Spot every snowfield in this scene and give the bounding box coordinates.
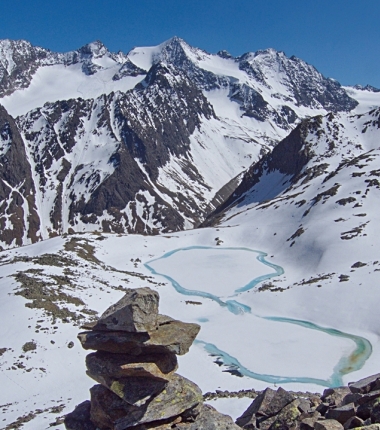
[1,210,380,428]
[1,63,145,118]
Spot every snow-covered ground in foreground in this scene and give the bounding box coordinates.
[0,216,380,428]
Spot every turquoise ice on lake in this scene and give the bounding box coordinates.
[145,246,372,387]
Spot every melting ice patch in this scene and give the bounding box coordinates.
[145,246,372,387]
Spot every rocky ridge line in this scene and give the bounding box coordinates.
[235,373,380,430]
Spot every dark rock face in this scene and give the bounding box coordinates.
[0,39,133,97]
[0,105,40,247]
[203,106,380,228]
[203,115,321,224]
[158,39,358,126]
[322,387,352,407]
[64,401,96,430]
[325,403,356,424]
[15,63,216,238]
[0,39,51,97]
[112,59,146,81]
[238,49,357,112]
[229,83,271,123]
[353,84,380,93]
[348,373,380,394]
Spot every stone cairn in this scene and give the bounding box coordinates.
[65,287,240,430]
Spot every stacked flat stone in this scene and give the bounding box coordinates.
[65,287,240,430]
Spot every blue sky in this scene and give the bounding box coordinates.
[1,0,379,87]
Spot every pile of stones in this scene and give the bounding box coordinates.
[236,373,380,430]
[65,287,240,430]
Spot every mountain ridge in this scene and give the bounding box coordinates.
[0,36,378,249]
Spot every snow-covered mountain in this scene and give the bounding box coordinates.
[1,36,380,430]
[0,37,371,249]
[203,105,380,318]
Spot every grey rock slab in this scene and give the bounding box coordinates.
[322,387,352,407]
[64,401,96,430]
[78,315,200,356]
[298,399,313,414]
[314,419,344,430]
[236,387,295,427]
[357,396,380,420]
[92,287,159,333]
[86,350,178,380]
[260,399,301,430]
[325,403,356,424]
[78,330,148,355]
[343,415,364,429]
[87,372,167,406]
[341,392,363,406]
[355,390,380,406]
[349,373,380,394]
[301,417,319,430]
[90,374,203,430]
[175,403,241,429]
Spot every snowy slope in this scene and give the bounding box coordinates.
[0,39,146,118]
[1,38,380,428]
[343,85,380,114]
[1,63,144,118]
[1,109,380,428]
[1,177,380,429]
[200,107,380,391]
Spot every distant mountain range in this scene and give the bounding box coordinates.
[0,36,379,249]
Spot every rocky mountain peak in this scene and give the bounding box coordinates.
[238,48,358,112]
[353,84,380,93]
[77,40,109,58]
[0,39,52,96]
[217,49,233,59]
[153,36,193,67]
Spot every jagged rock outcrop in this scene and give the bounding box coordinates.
[0,104,40,247]
[235,373,380,430]
[65,287,240,430]
[203,115,322,223]
[202,107,380,228]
